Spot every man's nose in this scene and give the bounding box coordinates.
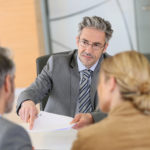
[86,44,93,53]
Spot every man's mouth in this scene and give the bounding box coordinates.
[81,53,93,59]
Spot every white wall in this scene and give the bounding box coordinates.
[48,0,137,55]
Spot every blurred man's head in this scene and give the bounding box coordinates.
[76,16,113,68]
[0,47,15,114]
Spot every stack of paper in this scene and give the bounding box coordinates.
[27,111,77,150]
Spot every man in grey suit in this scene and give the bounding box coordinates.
[17,16,113,129]
[0,47,32,150]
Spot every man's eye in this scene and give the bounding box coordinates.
[94,43,100,47]
[83,41,88,45]
[83,41,87,44]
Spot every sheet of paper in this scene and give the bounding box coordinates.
[27,111,77,150]
[29,129,77,150]
[30,111,74,132]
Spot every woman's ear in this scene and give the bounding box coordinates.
[108,76,117,92]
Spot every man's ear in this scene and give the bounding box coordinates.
[4,75,11,93]
[103,43,108,53]
[76,36,80,47]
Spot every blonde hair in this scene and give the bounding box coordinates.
[101,50,150,113]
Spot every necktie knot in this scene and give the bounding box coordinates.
[83,69,92,79]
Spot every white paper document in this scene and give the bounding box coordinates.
[31,111,75,132]
[27,111,77,150]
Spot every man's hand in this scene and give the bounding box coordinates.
[18,100,38,130]
[70,113,94,129]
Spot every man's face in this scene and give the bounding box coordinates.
[5,75,15,113]
[77,27,108,68]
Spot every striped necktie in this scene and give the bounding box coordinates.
[78,69,92,113]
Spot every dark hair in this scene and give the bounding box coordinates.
[0,47,15,88]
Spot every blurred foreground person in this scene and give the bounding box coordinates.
[72,50,150,150]
[0,47,32,150]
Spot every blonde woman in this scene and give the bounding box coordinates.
[72,50,150,150]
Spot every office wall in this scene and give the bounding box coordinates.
[0,0,44,87]
[135,0,150,53]
[48,0,137,55]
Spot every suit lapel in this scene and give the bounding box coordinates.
[70,50,80,117]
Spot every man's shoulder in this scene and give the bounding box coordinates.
[48,50,77,67]
[51,49,77,59]
[0,117,27,135]
[103,52,111,59]
[0,117,17,128]
[0,118,32,149]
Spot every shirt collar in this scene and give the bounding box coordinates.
[77,55,100,72]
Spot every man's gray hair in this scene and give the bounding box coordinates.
[0,47,15,88]
[78,16,113,43]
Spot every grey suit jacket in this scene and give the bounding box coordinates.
[17,50,108,122]
[0,117,32,150]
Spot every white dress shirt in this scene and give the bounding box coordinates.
[75,56,99,114]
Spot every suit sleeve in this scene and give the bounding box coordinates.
[91,109,107,122]
[16,56,54,113]
[1,125,32,150]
